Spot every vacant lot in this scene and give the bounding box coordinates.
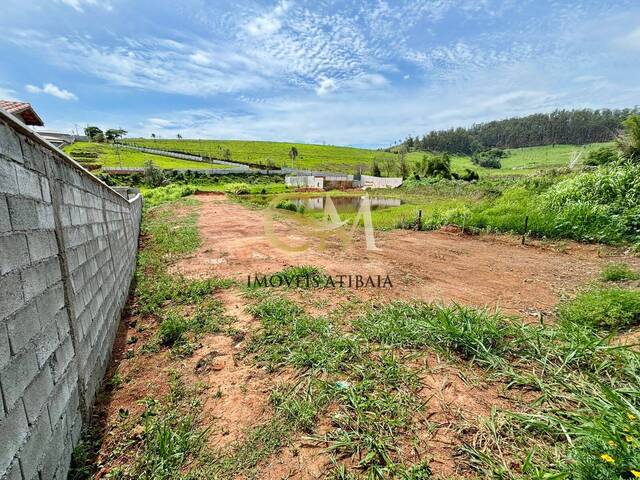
[73,194,640,480]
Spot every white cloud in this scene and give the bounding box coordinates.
[55,0,112,12]
[315,77,336,96]
[11,32,268,97]
[245,0,292,36]
[189,50,213,66]
[26,83,78,100]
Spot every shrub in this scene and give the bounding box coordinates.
[459,168,479,182]
[542,163,640,243]
[600,262,640,282]
[558,287,640,329]
[584,145,618,166]
[143,160,166,187]
[157,313,188,346]
[424,153,452,178]
[275,200,303,213]
[472,148,505,169]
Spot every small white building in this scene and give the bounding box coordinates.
[285,175,324,189]
[356,175,403,189]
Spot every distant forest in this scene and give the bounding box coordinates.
[402,108,638,155]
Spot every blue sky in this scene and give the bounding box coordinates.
[1,0,639,147]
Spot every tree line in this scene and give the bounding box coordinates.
[402,108,638,155]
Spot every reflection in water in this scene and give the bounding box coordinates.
[292,196,402,212]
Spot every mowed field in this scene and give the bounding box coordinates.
[121,138,611,175]
[122,138,395,172]
[64,142,231,171]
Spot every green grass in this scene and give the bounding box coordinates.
[64,142,230,170]
[601,263,640,282]
[123,138,395,172]
[408,143,612,177]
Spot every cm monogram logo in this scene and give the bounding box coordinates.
[263,193,380,252]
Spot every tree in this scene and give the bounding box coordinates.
[222,148,232,161]
[371,158,381,176]
[93,132,105,143]
[105,128,127,142]
[397,147,410,179]
[617,114,640,162]
[143,160,166,187]
[288,146,299,167]
[84,126,103,141]
[424,153,451,179]
[381,155,397,177]
[177,134,183,140]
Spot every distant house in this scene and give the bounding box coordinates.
[285,173,403,190]
[0,100,44,126]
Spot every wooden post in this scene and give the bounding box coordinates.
[415,210,422,231]
[522,215,529,245]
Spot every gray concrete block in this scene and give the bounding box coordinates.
[27,231,58,263]
[51,336,74,384]
[0,402,29,474]
[0,350,39,410]
[0,272,23,320]
[38,415,65,480]
[35,284,64,325]
[0,196,10,233]
[0,322,9,373]
[6,197,39,231]
[0,233,29,275]
[0,161,18,195]
[21,258,61,303]
[15,166,41,201]
[36,203,54,230]
[19,408,52,480]
[40,177,51,203]
[22,366,53,424]
[2,457,22,480]
[6,302,40,355]
[20,138,46,175]
[0,123,22,164]
[34,320,61,368]
[45,375,70,426]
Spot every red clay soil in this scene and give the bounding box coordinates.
[174,194,624,318]
[91,194,636,479]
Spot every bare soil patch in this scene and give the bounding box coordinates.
[175,194,612,318]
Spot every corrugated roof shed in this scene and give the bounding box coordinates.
[0,100,44,126]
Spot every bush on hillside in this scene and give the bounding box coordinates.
[584,145,618,166]
[542,163,640,242]
[143,160,167,187]
[424,153,452,178]
[471,148,505,169]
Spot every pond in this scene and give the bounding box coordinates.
[292,195,403,213]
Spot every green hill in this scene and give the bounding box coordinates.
[121,138,393,172]
[63,142,230,171]
[407,143,612,177]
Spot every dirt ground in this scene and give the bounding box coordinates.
[92,194,637,479]
[175,194,623,318]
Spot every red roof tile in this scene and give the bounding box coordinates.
[0,100,44,126]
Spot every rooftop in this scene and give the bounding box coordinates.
[0,100,44,126]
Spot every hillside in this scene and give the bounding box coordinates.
[407,143,611,177]
[121,138,394,172]
[63,142,230,171]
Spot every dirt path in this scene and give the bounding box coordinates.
[175,194,615,318]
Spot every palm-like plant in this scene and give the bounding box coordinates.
[617,114,640,162]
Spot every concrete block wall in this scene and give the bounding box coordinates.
[0,110,142,480]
